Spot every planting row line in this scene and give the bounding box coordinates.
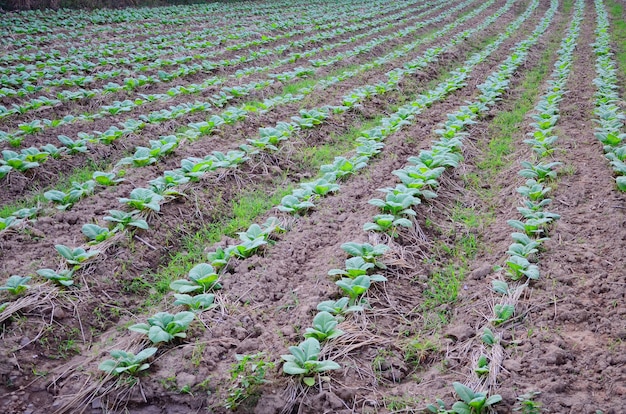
[1,0,371,47]
[0,0,446,132]
[0,0,485,209]
[0,0,419,88]
[0,0,444,120]
[591,0,626,192]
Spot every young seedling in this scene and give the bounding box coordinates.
[328,257,381,279]
[170,263,221,293]
[0,275,31,295]
[281,337,340,386]
[82,224,117,244]
[55,244,100,265]
[363,214,413,233]
[93,171,124,186]
[316,297,364,318]
[450,382,502,413]
[340,242,389,269]
[303,311,344,342]
[103,210,149,231]
[277,194,315,214]
[98,347,158,376]
[119,188,164,212]
[491,304,515,326]
[173,293,216,312]
[129,311,195,344]
[36,269,74,287]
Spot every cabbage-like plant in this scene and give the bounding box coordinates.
[119,188,164,212]
[98,347,158,376]
[340,242,389,268]
[303,312,344,342]
[170,263,221,293]
[173,293,216,312]
[0,275,31,295]
[281,338,340,386]
[103,210,149,230]
[55,244,100,265]
[129,311,195,344]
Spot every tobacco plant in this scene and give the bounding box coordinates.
[0,275,31,295]
[303,311,344,342]
[281,337,340,386]
[170,263,222,293]
[36,269,74,287]
[98,347,157,376]
[129,311,195,344]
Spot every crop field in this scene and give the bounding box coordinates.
[0,0,625,412]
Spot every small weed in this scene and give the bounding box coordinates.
[225,352,274,410]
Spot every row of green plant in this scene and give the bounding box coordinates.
[0,0,425,85]
[374,0,560,410]
[591,0,626,191]
[278,0,561,401]
[432,2,581,412]
[1,0,487,225]
[98,217,285,376]
[0,0,312,36]
[1,0,379,50]
[0,0,426,107]
[0,0,451,148]
[278,0,527,218]
[366,0,556,239]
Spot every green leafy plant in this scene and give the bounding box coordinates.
[173,293,216,312]
[119,188,164,212]
[514,391,541,413]
[369,191,419,217]
[474,355,489,376]
[170,263,222,293]
[103,210,149,230]
[303,311,344,342]
[82,223,117,244]
[450,382,502,413]
[206,247,230,271]
[0,216,20,231]
[36,269,74,287]
[281,337,340,386]
[518,161,561,182]
[320,156,368,179]
[300,178,340,197]
[363,214,413,232]
[336,274,386,305]
[129,311,195,344]
[98,347,158,376]
[277,194,315,214]
[55,244,99,265]
[225,352,275,410]
[316,297,364,318]
[328,257,381,279]
[0,275,31,295]
[340,242,389,268]
[491,304,515,326]
[93,171,124,186]
[481,328,496,346]
[503,255,540,281]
